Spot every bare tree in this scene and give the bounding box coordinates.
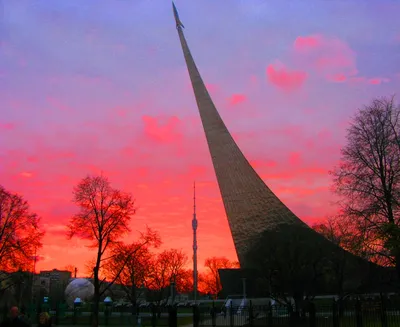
[67,175,136,327]
[174,268,193,294]
[64,265,77,278]
[313,216,370,259]
[104,227,161,310]
[202,257,239,298]
[331,96,400,276]
[0,270,32,307]
[0,185,44,273]
[247,224,330,312]
[146,249,188,305]
[312,217,371,298]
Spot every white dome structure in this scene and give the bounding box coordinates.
[65,279,94,307]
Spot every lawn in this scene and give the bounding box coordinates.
[54,314,193,326]
[246,316,393,327]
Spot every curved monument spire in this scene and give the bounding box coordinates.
[172,3,309,267]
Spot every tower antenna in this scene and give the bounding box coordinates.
[192,181,198,303]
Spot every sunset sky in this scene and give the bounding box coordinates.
[1,0,400,275]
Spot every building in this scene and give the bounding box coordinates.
[33,269,71,304]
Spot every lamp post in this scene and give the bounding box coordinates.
[140,283,146,303]
[137,283,145,327]
[104,296,113,307]
[74,297,82,308]
[241,278,247,300]
[73,298,82,325]
[169,277,178,327]
[17,270,25,308]
[104,296,112,325]
[170,277,176,305]
[31,247,37,303]
[43,296,49,313]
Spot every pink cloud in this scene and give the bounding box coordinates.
[292,34,357,81]
[0,122,16,130]
[266,64,308,91]
[142,115,183,144]
[315,55,356,74]
[368,77,390,85]
[293,35,322,51]
[228,93,247,106]
[327,73,347,83]
[347,76,391,86]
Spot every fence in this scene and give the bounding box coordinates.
[1,298,400,327]
[197,299,400,327]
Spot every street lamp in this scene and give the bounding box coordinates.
[140,283,146,303]
[73,297,82,324]
[74,297,82,308]
[104,296,113,325]
[170,277,176,305]
[104,296,113,307]
[241,278,247,300]
[137,285,145,327]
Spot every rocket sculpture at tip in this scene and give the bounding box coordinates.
[172,2,185,29]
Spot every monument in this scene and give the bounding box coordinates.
[172,3,324,268]
[171,2,394,296]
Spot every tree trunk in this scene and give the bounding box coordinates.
[131,284,137,315]
[92,241,103,327]
[92,266,101,327]
[395,253,400,282]
[293,291,303,313]
[92,296,99,327]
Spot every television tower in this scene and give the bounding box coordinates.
[192,182,198,303]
